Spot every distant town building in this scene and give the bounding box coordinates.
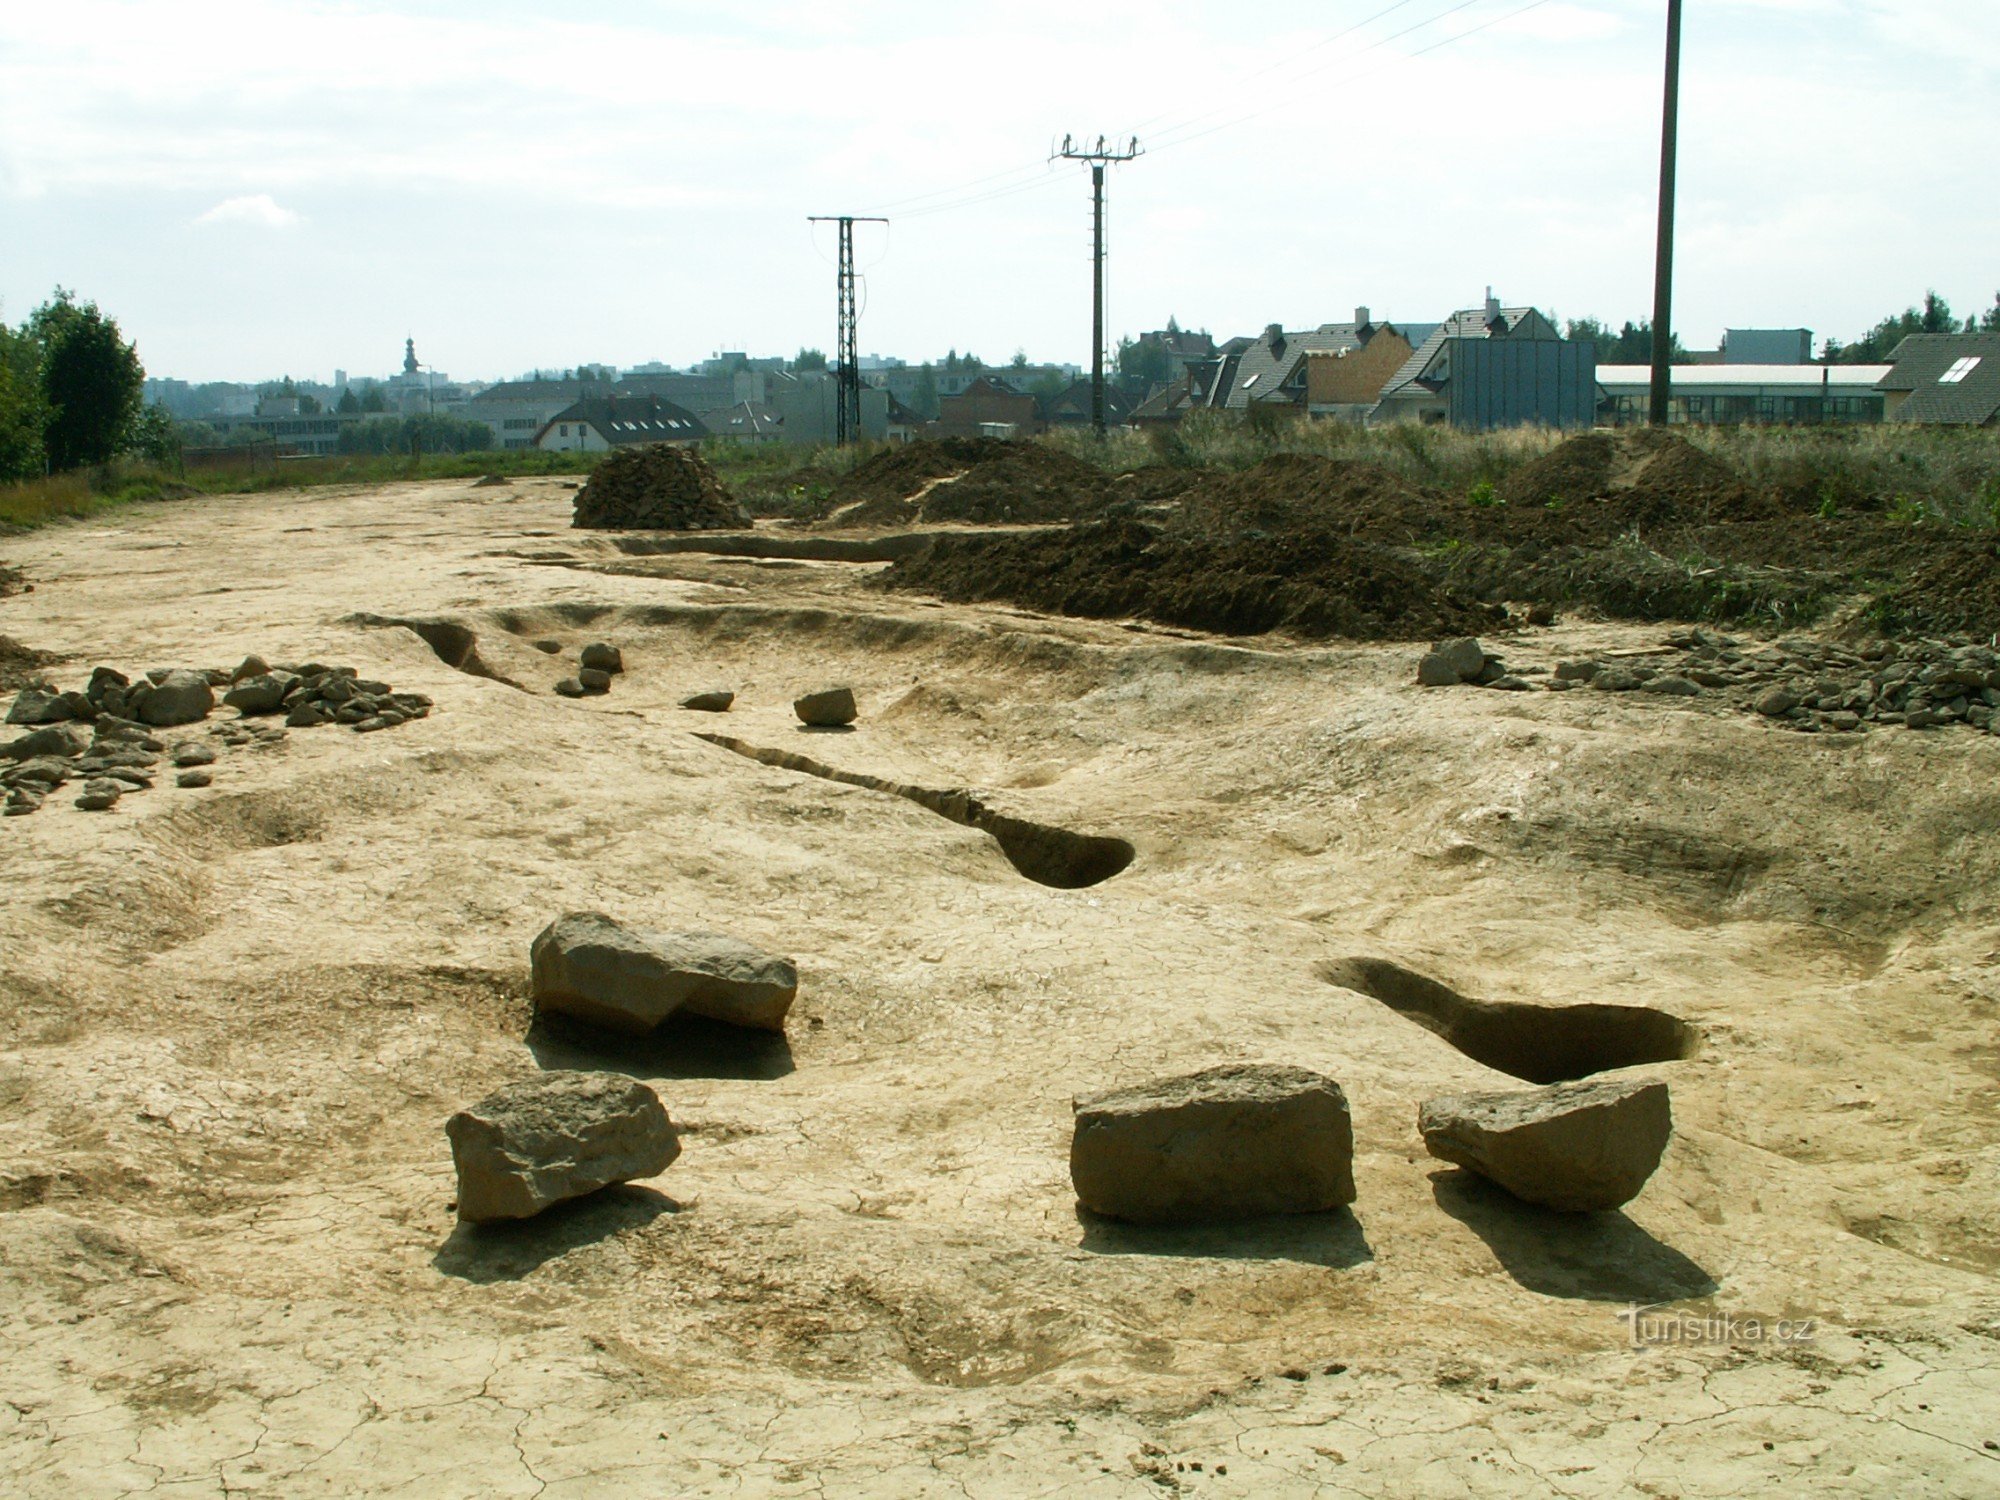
[697,401,785,443]
[1371,297,1595,430]
[1722,329,1814,365]
[934,376,1038,438]
[535,395,708,451]
[1597,364,1889,425]
[467,378,595,450]
[1876,333,2000,426]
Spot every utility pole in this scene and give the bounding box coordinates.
[1649,0,1683,427]
[807,215,887,445]
[1054,135,1142,436]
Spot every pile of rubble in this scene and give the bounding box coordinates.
[1418,630,2000,736]
[570,445,748,531]
[3,654,433,816]
[553,642,625,699]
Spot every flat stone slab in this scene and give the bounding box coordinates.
[446,1070,679,1224]
[1420,1076,1672,1212]
[1070,1064,1356,1224]
[531,911,799,1034]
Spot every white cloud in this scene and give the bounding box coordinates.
[194,193,301,229]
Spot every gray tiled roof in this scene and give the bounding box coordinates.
[543,395,709,444]
[1378,306,1549,398]
[1878,334,2000,425]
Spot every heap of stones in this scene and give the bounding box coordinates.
[3,654,433,816]
[1420,629,2000,736]
[570,444,748,531]
[554,642,625,700]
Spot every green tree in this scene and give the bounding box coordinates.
[1115,333,1172,387]
[1833,291,1962,362]
[912,362,939,419]
[0,322,48,480]
[124,404,182,467]
[336,386,361,414]
[1980,292,2000,333]
[297,393,321,415]
[1563,317,1617,361]
[359,384,388,413]
[32,291,144,471]
[1010,348,1029,370]
[793,347,827,372]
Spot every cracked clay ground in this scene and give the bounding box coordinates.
[2,475,1998,1496]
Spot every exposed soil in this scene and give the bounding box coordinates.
[874,516,1501,641]
[572,444,748,531]
[2,473,1999,1496]
[0,632,56,691]
[823,437,1149,527]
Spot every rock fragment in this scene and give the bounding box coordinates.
[222,672,299,715]
[134,669,214,727]
[578,667,613,694]
[74,778,123,811]
[5,686,74,725]
[1419,1076,1671,1212]
[1070,1064,1356,1224]
[580,643,624,674]
[446,1071,680,1224]
[176,769,214,789]
[680,691,734,713]
[5,722,90,761]
[794,686,857,726]
[530,912,799,1034]
[554,677,588,698]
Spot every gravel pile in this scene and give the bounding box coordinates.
[571,445,748,531]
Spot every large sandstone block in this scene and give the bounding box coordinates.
[446,1070,679,1223]
[1070,1064,1356,1224]
[530,912,798,1034]
[1419,1076,1671,1212]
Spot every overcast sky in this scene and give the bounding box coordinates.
[2,0,1994,384]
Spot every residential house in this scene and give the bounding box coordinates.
[1876,334,2000,426]
[467,378,592,450]
[697,402,785,443]
[1039,379,1133,429]
[535,395,708,452]
[934,376,1038,438]
[1306,323,1417,421]
[1370,297,1595,430]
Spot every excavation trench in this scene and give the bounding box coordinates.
[1318,956,1696,1084]
[348,614,528,690]
[693,733,1134,890]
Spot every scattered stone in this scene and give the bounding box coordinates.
[171,742,218,768]
[794,686,857,726]
[1436,638,1489,681]
[1594,669,1644,692]
[580,643,624,674]
[1070,1064,1356,1224]
[530,912,800,1034]
[3,756,72,788]
[5,722,90,761]
[1642,675,1701,697]
[680,691,734,713]
[1554,660,1600,683]
[352,715,396,733]
[134,669,214,728]
[532,639,563,654]
[4,787,43,815]
[1419,1077,1672,1213]
[554,677,588,698]
[1416,651,1462,688]
[222,671,299,715]
[230,655,271,683]
[1525,603,1557,627]
[1755,688,1800,718]
[74,778,123,811]
[176,769,214,789]
[472,473,511,488]
[1488,676,1533,692]
[286,700,332,728]
[445,1071,680,1224]
[6,686,74,726]
[578,667,614,694]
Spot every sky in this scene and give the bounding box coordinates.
[2,0,1996,384]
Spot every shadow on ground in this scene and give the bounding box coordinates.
[1430,1169,1717,1302]
[433,1185,682,1284]
[526,1011,796,1081]
[1076,1205,1373,1268]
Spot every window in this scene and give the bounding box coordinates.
[1941,356,1982,384]
[559,424,569,436]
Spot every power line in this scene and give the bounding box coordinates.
[805,215,888,445]
[1053,136,1142,436]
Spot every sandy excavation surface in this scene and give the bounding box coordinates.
[2,476,1999,1497]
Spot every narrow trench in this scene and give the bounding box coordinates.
[693,733,1134,890]
[348,614,528,691]
[1317,956,1696,1084]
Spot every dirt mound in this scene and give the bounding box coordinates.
[1871,538,2000,639]
[0,563,28,599]
[0,634,55,691]
[1169,455,1432,541]
[1498,432,1763,525]
[572,446,748,531]
[873,517,1500,642]
[824,439,1121,528]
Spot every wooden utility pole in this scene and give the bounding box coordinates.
[1054,136,1141,436]
[1649,0,1683,426]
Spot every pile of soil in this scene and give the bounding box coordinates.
[1496,431,1765,527]
[1167,455,1431,541]
[0,634,54,692]
[1871,538,2000,639]
[0,563,28,599]
[572,446,748,531]
[873,517,1500,642]
[823,438,1124,528]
